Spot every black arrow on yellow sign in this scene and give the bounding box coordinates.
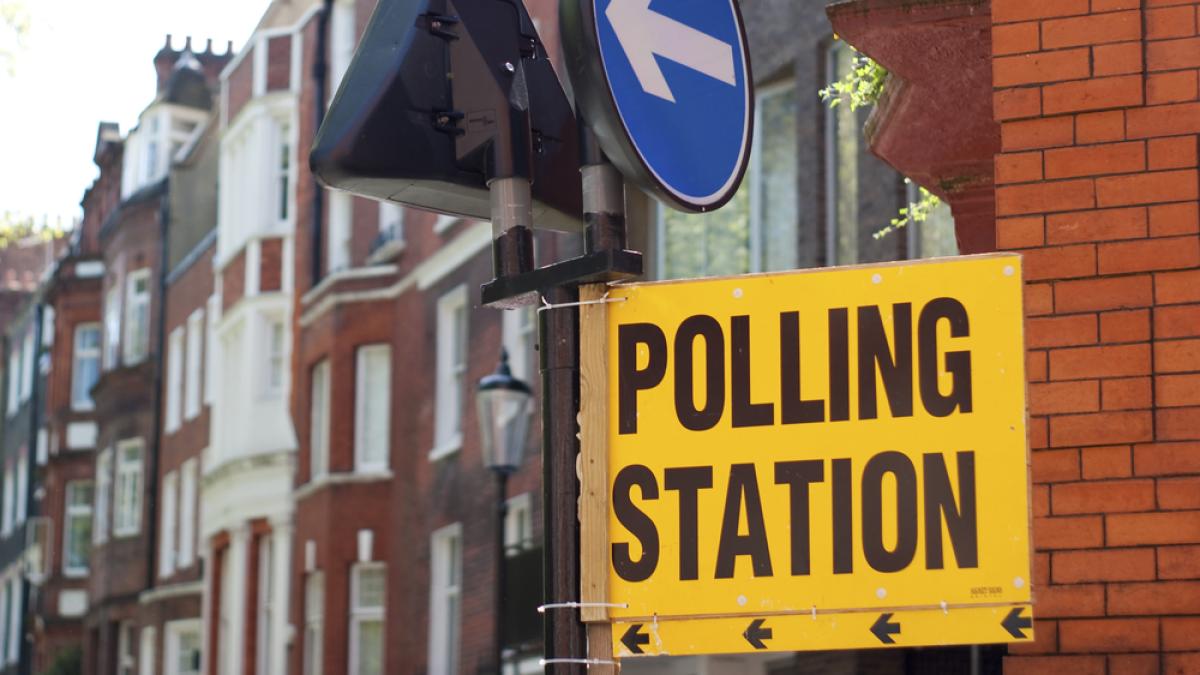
[870,613,902,644]
[1002,607,1033,639]
[743,618,773,649]
[621,624,650,654]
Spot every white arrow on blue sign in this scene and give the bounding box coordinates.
[566,0,754,212]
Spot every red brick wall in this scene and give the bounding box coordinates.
[267,35,292,92]
[260,237,283,293]
[223,251,246,315]
[227,50,254,124]
[992,1,1200,673]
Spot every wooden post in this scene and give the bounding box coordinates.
[579,282,617,673]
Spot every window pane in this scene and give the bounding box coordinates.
[660,183,750,280]
[758,85,799,272]
[72,324,102,410]
[279,125,291,222]
[356,620,383,675]
[355,567,385,609]
[913,194,960,259]
[311,360,330,477]
[178,461,196,567]
[827,46,905,266]
[358,347,390,469]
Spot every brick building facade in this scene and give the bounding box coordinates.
[8,0,1199,673]
[829,0,1200,673]
[32,146,110,673]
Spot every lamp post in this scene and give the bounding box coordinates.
[477,348,534,673]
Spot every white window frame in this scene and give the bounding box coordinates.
[204,296,219,406]
[276,120,293,226]
[184,309,204,420]
[5,348,18,417]
[94,448,112,544]
[432,286,468,458]
[165,619,202,675]
[165,327,184,433]
[6,577,18,665]
[0,580,8,664]
[1,470,13,536]
[113,439,144,538]
[159,471,178,578]
[505,492,534,557]
[262,316,287,398]
[178,459,197,569]
[41,306,55,347]
[330,0,357,97]
[139,626,157,675]
[63,480,93,577]
[117,620,135,675]
[303,572,324,675]
[310,360,331,480]
[104,283,122,370]
[327,191,353,273]
[355,345,391,474]
[501,307,536,383]
[377,202,405,248]
[71,323,102,411]
[14,450,26,525]
[349,563,385,675]
[428,523,462,675]
[123,269,152,366]
[19,327,33,402]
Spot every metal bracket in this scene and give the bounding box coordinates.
[481,248,643,309]
[433,110,465,136]
[423,13,460,40]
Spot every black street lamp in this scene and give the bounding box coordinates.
[477,348,534,673]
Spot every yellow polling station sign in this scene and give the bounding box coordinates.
[580,254,1034,659]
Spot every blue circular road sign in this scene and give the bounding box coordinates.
[562,0,754,213]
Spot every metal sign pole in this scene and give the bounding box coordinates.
[539,283,587,675]
[539,125,627,675]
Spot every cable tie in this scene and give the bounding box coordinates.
[536,293,626,314]
[540,658,620,667]
[535,600,628,612]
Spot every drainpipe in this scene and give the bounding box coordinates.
[145,184,171,592]
[310,0,334,288]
